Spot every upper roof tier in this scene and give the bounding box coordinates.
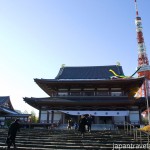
[55,65,124,79]
[34,65,145,97]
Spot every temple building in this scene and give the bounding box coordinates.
[0,96,30,126]
[24,65,145,126]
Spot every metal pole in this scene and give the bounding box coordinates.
[130,124,132,135]
[134,128,136,140]
[127,123,128,134]
[139,130,142,144]
[124,121,126,131]
[135,128,138,141]
[145,78,150,125]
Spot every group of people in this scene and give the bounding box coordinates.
[78,114,93,138]
[5,115,93,149]
[67,114,93,138]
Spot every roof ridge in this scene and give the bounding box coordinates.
[62,65,121,68]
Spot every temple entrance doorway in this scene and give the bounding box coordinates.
[64,114,78,124]
[98,116,113,124]
[61,111,129,124]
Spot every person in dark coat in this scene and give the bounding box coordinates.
[78,115,87,138]
[7,118,21,149]
[86,114,93,132]
[67,118,74,130]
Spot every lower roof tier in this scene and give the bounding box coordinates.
[23,96,148,111]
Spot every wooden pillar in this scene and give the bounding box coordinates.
[68,88,70,96]
[51,111,54,123]
[38,108,41,123]
[139,108,142,124]
[125,115,130,123]
[78,115,80,123]
[94,88,96,96]
[108,88,110,96]
[61,113,64,124]
[112,116,115,124]
[47,111,49,123]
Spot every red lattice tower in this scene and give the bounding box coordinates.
[134,0,150,97]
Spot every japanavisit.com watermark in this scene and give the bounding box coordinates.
[112,143,150,149]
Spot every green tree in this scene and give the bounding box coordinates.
[30,110,38,123]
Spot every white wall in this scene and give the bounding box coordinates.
[129,111,139,124]
[52,112,61,123]
[40,110,62,123]
[0,117,5,120]
[40,111,47,123]
[114,116,125,124]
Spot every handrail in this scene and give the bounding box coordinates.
[124,122,150,144]
[124,122,135,135]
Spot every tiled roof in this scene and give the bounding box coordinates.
[0,106,30,117]
[55,65,124,80]
[0,96,30,117]
[0,107,19,115]
[0,96,9,105]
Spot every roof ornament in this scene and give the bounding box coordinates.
[109,69,127,79]
[109,66,141,79]
[116,62,121,66]
[61,64,65,68]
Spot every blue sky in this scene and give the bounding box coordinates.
[0,0,150,116]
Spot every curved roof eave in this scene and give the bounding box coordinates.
[34,76,145,83]
[23,96,140,110]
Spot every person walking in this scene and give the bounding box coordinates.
[74,122,79,130]
[67,118,74,130]
[78,115,87,138]
[86,114,93,132]
[6,118,21,150]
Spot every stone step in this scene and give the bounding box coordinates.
[0,129,148,150]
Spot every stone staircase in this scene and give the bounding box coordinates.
[0,128,149,150]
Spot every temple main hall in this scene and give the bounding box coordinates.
[23,65,146,127]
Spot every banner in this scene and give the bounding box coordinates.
[59,110,129,116]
